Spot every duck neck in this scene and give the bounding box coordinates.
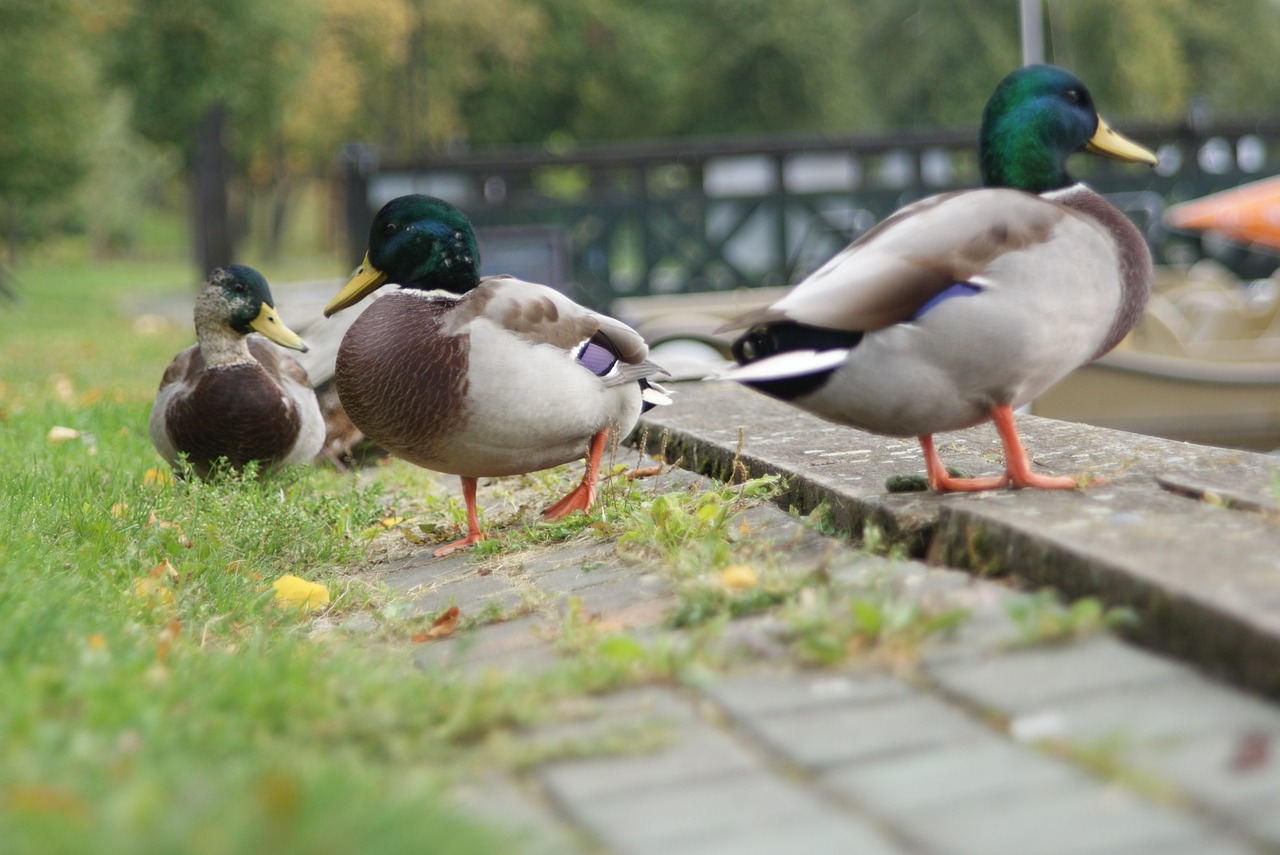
[196,325,255,367]
[979,109,1073,194]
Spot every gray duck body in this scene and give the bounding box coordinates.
[726,184,1152,438]
[150,336,324,477]
[335,282,648,478]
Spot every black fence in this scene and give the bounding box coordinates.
[340,116,1280,309]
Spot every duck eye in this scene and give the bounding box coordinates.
[383,223,398,237]
[231,282,247,294]
[1064,88,1081,104]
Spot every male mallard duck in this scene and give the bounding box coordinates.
[149,265,325,478]
[323,195,670,555]
[718,65,1158,492]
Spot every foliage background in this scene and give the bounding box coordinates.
[4,0,1280,272]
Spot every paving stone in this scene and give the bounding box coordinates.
[378,552,475,593]
[821,735,1084,815]
[927,637,1189,712]
[407,571,527,617]
[1027,676,1280,744]
[904,780,1222,855]
[530,557,637,595]
[1103,834,1263,855]
[561,575,672,618]
[1129,731,1280,822]
[702,670,914,718]
[1248,808,1280,846]
[730,691,989,769]
[452,771,591,855]
[539,723,758,802]
[412,615,557,674]
[654,812,913,855]
[551,768,906,855]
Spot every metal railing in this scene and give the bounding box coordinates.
[340,116,1280,309]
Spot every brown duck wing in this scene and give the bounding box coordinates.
[157,345,203,390]
[723,189,1066,333]
[454,276,651,365]
[247,336,314,390]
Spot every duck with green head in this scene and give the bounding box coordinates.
[150,265,324,478]
[718,64,1158,491]
[324,196,670,556]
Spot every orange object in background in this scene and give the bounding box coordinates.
[1167,176,1280,250]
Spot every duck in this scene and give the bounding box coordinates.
[323,195,670,556]
[149,265,325,478]
[716,64,1158,492]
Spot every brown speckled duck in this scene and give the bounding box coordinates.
[323,195,670,556]
[718,65,1157,492]
[149,265,324,478]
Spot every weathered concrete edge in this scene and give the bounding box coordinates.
[635,412,1280,699]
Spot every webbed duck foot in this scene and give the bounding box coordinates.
[435,476,485,557]
[541,429,610,520]
[918,407,1107,495]
[919,434,1010,493]
[991,405,1100,490]
[541,482,596,520]
[434,532,485,557]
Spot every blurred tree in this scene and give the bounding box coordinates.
[852,0,1021,129]
[1049,0,1280,120]
[453,0,869,146]
[0,0,95,265]
[102,0,314,276]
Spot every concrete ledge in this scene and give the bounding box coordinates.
[638,382,1280,695]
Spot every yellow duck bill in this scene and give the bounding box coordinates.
[325,253,389,317]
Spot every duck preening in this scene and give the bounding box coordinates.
[149,265,325,478]
[323,195,670,556]
[718,64,1158,492]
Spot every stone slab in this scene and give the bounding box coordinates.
[639,381,1280,695]
[701,670,915,718]
[550,768,905,855]
[926,636,1190,712]
[905,780,1232,855]
[820,736,1085,815]
[726,690,989,769]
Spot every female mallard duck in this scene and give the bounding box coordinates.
[149,265,325,478]
[718,65,1158,492]
[323,195,670,556]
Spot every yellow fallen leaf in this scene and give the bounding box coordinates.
[379,516,406,528]
[272,574,330,610]
[143,467,172,487]
[131,576,174,606]
[46,426,80,443]
[721,565,758,590]
[111,502,129,518]
[51,375,75,403]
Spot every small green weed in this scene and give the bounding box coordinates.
[613,475,782,575]
[782,586,969,666]
[1004,590,1138,648]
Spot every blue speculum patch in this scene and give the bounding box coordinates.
[577,340,618,377]
[910,281,983,321]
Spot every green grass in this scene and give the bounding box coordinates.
[0,256,523,854]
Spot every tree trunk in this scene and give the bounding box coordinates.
[190,103,234,278]
[264,157,290,262]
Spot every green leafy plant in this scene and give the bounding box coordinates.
[783,587,969,666]
[1004,590,1138,648]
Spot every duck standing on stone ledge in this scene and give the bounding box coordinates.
[324,195,670,556]
[717,65,1158,492]
[150,265,325,478]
